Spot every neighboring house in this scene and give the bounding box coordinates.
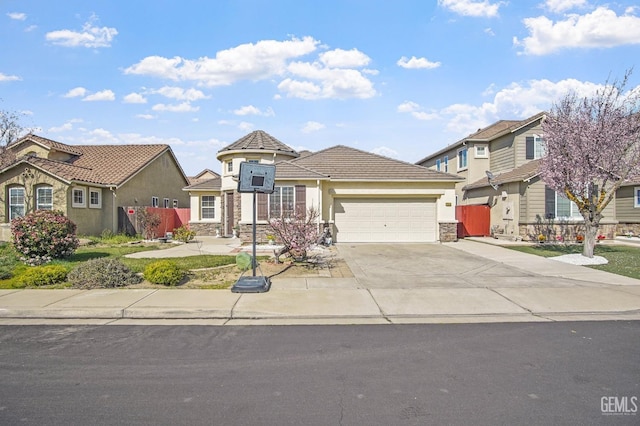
[0,134,190,240]
[416,112,619,240]
[184,130,462,243]
[616,181,640,236]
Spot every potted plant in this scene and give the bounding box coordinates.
[576,234,584,243]
[266,234,276,245]
[233,225,240,238]
[537,234,546,244]
[597,234,606,243]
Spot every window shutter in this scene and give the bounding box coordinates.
[295,185,306,215]
[257,192,268,220]
[525,136,534,160]
[544,185,556,219]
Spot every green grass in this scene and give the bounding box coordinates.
[506,244,640,280]
[0,241,259,289]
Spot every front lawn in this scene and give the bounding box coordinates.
[506,244,640,280]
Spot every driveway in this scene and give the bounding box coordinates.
[336,243,581,289]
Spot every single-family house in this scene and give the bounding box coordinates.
[185,130,462,243]
[415,111,620,240]
[616,181,640,236]
[0,134,190,240]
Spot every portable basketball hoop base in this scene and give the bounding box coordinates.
[231,162,276,294]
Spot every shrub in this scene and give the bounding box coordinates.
[11,210,79,265]
[68,258,142,289]
[173,225,196,243]
[143,260,184,286]
[17,264,68,287]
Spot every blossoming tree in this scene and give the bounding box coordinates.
[269,206,320,262]
[540,71,640,258]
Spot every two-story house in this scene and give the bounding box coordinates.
[416,112,619,241]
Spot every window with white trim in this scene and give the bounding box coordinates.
[89,188,101,209]
[457,147,468,170]
[72,187,86,208]
[526,135,546,160]
[475,144,488,158]
[173,199,178,208]
[443,156,449,173]
[269,186,294,218]
[164,198,170,208]
[36,186,53,210]
[227,161,233,173]
[634,187,640,208]
[556,193,582,219]
[435,159,441,172]
[201,196,215,219]
[9,187,25,220]
[151,196,159,207]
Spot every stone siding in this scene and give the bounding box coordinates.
[439,221,458,242]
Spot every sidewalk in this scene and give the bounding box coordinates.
[1,239,639,325]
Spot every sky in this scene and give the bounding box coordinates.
[1,0,640,176]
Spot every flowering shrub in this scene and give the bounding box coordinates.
[269,207,319,261]
[537,234,546,242]
[576,234,584,242]
[11,210,79,265]
[597,234,606,241]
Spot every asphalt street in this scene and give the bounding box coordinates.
[0,322,638,425]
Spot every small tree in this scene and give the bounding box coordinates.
[138,208,161,240]
[1,106,28,167]
[11,210,80,265]
[269,206,320,262]
[540,69,640,258]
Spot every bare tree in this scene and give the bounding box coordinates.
[540,70,640,257]
[0,106,27,167]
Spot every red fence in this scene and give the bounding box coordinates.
[456,205,490,238]
[118,207,191,237]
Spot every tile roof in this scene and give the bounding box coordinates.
[274,161,329,180]
[291,145,462,181]
[12,134,84,156]
[2,136,185,187]
[184,176,221,191]
[218,130,298,156]
[464,159,542,190]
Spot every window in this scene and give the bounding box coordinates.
[173,199,178,208]
[269,186,295,218]
[248,159,259,164]
[635,187,640,208]
[443,156,449,173]
[435,159,441,172]
[227,161,233,173]
[475,144,488,158]
[9,187,25,220]
[36,186,53,210]
[89,188,101,209]
[545,186,581,220]
[201,196,215,219]
[164,198,170,208]
[72,187,86,208]
[526,135,545,160]
[457,148,468,170]
[152,196,159,208]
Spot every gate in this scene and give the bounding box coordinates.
[456,205,490,238]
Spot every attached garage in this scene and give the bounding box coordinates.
[334,198,437,243]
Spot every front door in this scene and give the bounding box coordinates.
[225,192,234,236]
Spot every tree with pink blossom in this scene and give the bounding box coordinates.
[269,206,320,262]
[540,70,640,258]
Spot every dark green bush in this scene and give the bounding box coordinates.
[68,258,142,289]
[143,260,184,286]
[17,264,68,287]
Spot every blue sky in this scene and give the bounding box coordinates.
[1,0,640,175]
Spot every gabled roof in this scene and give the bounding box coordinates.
[183,176,221,191]
[11,134,84,156]
[416,111,546,164]
[189,169,220,185]
[1,135,189,187]
[217,130,299,157]
[464,159,542,190]
[291,145,462,181]
[274,161,329,180]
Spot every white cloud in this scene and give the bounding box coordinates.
[372,146,399,159]
[123,93,147,104]
[125,36,319,86]
[125,36,377,100]
[397,56,441,69]
[319,48,370,68]
[233,105,274,116]
[25,25,37,32]
[7,12,26,21]
[82,90,115,101]
[397,101,420,113]
[48,118,83,133]
[301,121,325,133]
[514,6,640,55]
[136,114,156,120]
[438,0,504,18]
[0,73,21,82]
[398,101,439,120]
[544,0,587,13]
[151,86,209,101]
[63,87,87,98]
[484,27,495,36]
[152,102,199,112]
[45,14,117,48]
[238,121,254,132]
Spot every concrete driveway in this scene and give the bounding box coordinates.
[336,243,583,289]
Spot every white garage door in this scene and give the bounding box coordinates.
[334,198,437,243]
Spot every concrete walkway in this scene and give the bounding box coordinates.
[1,238,639,325]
